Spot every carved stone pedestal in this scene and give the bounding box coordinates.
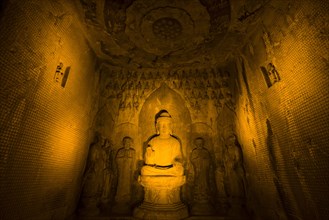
[133,175,189,220]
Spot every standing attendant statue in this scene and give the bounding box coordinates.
[79,133,107,216]
[101,138,114,207]
[224,134,246,217]
[190,137,215,215]
[113,136,136,215]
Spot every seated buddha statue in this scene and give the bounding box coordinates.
[141,110,184,176]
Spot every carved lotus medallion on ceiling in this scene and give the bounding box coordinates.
[79,0,231,68]
[124,0,210,56]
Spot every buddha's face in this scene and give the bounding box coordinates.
[157,121,171,136]
[226,135,236,146]
[123,138,132,148]
[195,138,204,148]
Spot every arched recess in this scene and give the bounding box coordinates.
[138,83,192,162]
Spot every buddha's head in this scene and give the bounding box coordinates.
[194,137,205,149]
[103,138,112,150]
[226,134,237,147]
[122,136,133,149]
[155,110,173,136]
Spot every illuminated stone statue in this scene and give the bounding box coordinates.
[141,110,184,176]
[134,110,188,219]
[190,137,215,215]
[113,136,136,214]
[79,133,106,216]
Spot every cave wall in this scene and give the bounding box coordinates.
[0,1,99,219]
[234,1,329,219]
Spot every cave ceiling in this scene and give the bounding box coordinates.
[75,0,286,69]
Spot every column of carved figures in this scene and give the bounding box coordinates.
[190,137,216,215]
[112,136,136,215]
[224,134,247,217]
[79,133,108,216]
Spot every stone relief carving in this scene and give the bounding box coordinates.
[100,67,234,122]
[199,0,230,35]
[260,62,281,88]
[104,0,134,34]
[80,0,100,27]
[223,134,247,217]
[112,136,136,214]
[224,134,246,198]
[190,137,216,215]
[215,160,226,196]
[101,138,114,205]
[79,133,111,216]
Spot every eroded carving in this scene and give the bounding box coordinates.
[80,0,100,27]
[224,134,246,217]
[100,67,234,121]
[101,139,114,205]
[79,133,110,216]
[261,62,281,88]
[112,136,136,215]
[190,137,215,215]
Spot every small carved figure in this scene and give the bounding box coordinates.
[184,80,191,90]
[204,90,210,100]
[261,63,281,88]
[207,80,213,88]
[211,90,217,99]
[267,63,280,84]
[112,10,127,33]
[81,0,99,26]
[213,80,221,89]
[140,72,146,80]
[194,100,201,111]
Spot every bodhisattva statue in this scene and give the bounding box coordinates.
[133,110,188,220]
[215,161,226,198]
[101,138,114,206]
[190,137,215,215]
[79,133,106,216]
[215,160,228,214]
[224,134,246,217]
[113,136,136,214]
